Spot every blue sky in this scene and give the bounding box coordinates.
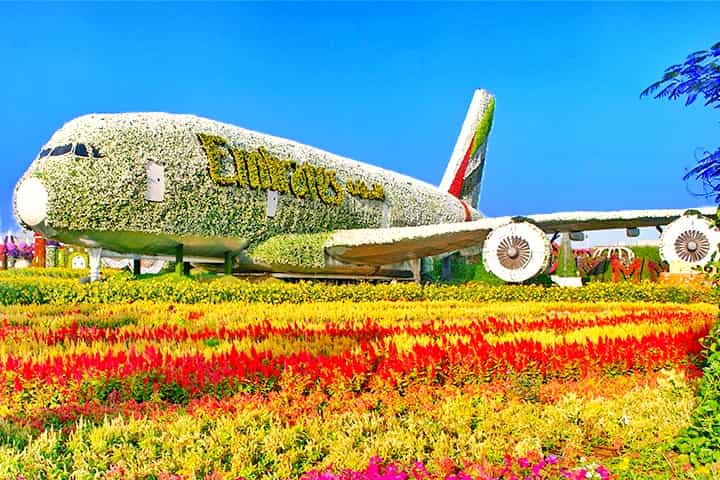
[1,2,719,235]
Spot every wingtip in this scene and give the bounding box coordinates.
[474,88,494,98]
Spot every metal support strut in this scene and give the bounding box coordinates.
[132,258,142,276]
[224,252,233,275]
[175,244,184,275]
[410,258,422,284]
[88,248,102,282]
[441,255,452,282]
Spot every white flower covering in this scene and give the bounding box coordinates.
[524,208,716,232]
[16,113,711,269]
[14,113,469,259]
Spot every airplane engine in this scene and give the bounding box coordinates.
[660,214,719,266]
[482,222,551,283]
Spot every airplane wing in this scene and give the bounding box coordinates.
[326,217,511,265]
[521,207,717,233]
[326,207,716,266]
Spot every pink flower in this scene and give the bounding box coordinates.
[532,459,546,476]
[411,462,430,480]
[596,465,610,480]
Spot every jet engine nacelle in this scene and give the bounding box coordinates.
[660,214,719,266]
[482,222,552,283]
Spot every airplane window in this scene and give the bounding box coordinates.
[38,148,51,158]
[74,143,89,157]
[90,145,103,158]
[146,160,165,202]
[50,144,72,156]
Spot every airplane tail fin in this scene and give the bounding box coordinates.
[439,89,495,209]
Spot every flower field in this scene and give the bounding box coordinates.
[2,269,718,305]
[0,299,717,479]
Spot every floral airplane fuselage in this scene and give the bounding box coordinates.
[13,90,717,281]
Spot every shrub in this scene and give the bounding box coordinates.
[675,320,720,466]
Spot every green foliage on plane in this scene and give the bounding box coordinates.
[246,233,332,270]
[198,133,349,206]
[473,97,495,151]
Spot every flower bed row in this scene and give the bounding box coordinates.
[0,370,693,479]
[0,270,717,305]
[0,302,712,409]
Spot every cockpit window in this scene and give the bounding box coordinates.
[74,143,89,157]
[90,145,103,158]
[50,144,72,156]
[38,148,51,158]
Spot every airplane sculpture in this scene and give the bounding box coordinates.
[13,89,718,282]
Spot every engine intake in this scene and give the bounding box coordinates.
[660,215,718,265]
[482,222,551,283]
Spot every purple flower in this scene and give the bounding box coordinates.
[532,459,546,476]
[518,458,531,469]
[596,465,610,480]
[447,473,472,480]
[411,462,430,480]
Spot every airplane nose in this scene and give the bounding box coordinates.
[15,177,48,227]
